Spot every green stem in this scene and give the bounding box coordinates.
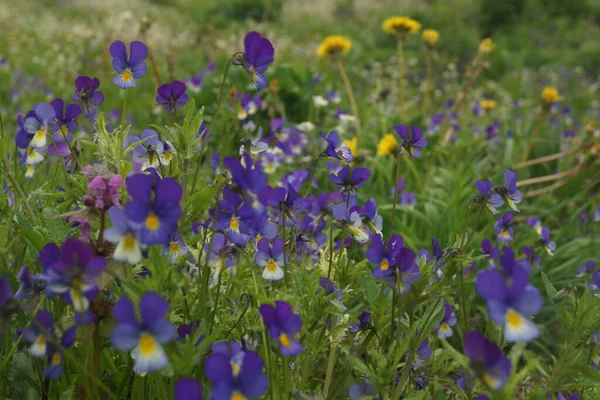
[208,271,223,334]
[92,319,101,382]
[388,152,402,237]
[421,48,432,116]
[2,159,38,224]
[282,355,291,398]
[325,223,335,283]
[323,346,338,398]
[120,89,129,130]
[397,36,405,113]
[335,58,361,143]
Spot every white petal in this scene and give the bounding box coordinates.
[113,238,143,264]
[262,266,284,281]
[504,310,539,342]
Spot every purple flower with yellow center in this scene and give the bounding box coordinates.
[72,76,104,118]
[394,125,428,158]
[476,247,542,342]
[156,80,189,114]
[50,98,81,143]
[204,347,268,400]
[206,233,237,287]
[329,165,371,193]
[36,239,106,314]
[367,234,403,280]
[527,216,543,236]
[131,129,164,170]
[24,103,54,149]
[237,93,262,120]
[44,324,76,379]
[481,239,500,268]
[163,231,189,264]
[15,110,45,166]
[111,292,176,376]
[494,213,514,242]
[255,238,285,281]
[216,188,251,246]
[124,172,182,246]
[589,270,600,295]
[247,215,278,248]
[109,40,148,89]
[332,203,369,243]
[400,191,416,209]
[224,154,267,195]
[464,330,511,391]
[538,227,556,256]
[475,179,503,214]
[497,170,522,212]
[238,31,274,91]
[377,247,420,294]
[259,301,302,357]
[320,131,354,163]
[105,206,143,264]
[437,300,457,338]
[260,184,307,223]
[174,378,203,400]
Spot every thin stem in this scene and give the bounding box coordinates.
[421,48,432,116]
[323,346,338,398]
[390,290,396,340]
[326,223,335,283]
[335,59,361,141]
[397,36,405,113]
[66,140,83,171]
[120,89,129,130]
[2,159,38,223]
[388,152,402,237]
[92,319,101,381]
[513,148,575,170]
[522,110,545,162]
[517,165,581,187]
[304,153,323,197]
[208,271,223,334]
[116,357,134,397]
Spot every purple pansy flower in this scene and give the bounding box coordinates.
[378,247,420,294]
[24,103,55,149]
[131,129,164,170]
[156,80,189,114]
[394,125,428,158]
[204,347,268,399]
[319,278,346,311]
[104,206,143,264]
[111,292,176,376]
[109,40,148,89]
[539,227,556,256]
[72,76,104,117]
[494,213,514,242]
[475,179,504,214]
[577,260,598,277]
[481,239,500,268]
[400,191,416,208]
[239,31,274,91]
[174,378,203,400]
[329,165,371,193]
[464,330,511,391]
[255,238,285,281]
[50,98,81,142]
[0,275,17,329]
[36,239,106,314]
[163,231,189,264]
[349,378,377,400]
[527,216,543,236]
[499,170,522,212]
[437,300,457,338]
[320,131,354,163]
[331,203,369,243]
[476,247,542,342]
[367,234,404,280]
[259,301,303,357]
[349,312,372,338]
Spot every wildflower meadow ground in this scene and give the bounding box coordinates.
[0,1,599,399]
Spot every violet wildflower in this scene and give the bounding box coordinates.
[255,238,285,281]
[496,170,522,212]
[156,80,189,114]
[538,227,556,256]
[319,278,346,311]
[414,336,432,367]
[72,76,104,117]
[163,231,189,263]
[360,198,383,235]
[24,103,54,148]
[379,247,420,294]
[481,239,500,268]
[329,165,371,193]
[238,93,261,119]
[522,246,541,269]
[476,247,542,342]
[259,301,303,356]
[104,206,143,264]
[22,310,54,358]
[349,379,377,400]
[204,348,268,399]
[174,378,203,400]
[44,325,76,379]
[50,98,81,142]
[37,239,106,314]
[0,275,18,330]
[577,260,598,278]
[494,213,514,242]
[320,131,354,163]
[216,188,251,246]
[15,111,44,167]
[109,40,148,89]
[111,292,176,376]
[464,330,511,391]
[400,191,416,208]
[161,140,177,166]
[475,179,504,214]
[124,173,182,246]
[394,125,428,158]
[206,233,237,287]
[349,312,372,337]
[367,234,404,280]
[131,129,164,170]
[239,31,274,91]
[437,300,457,338]
[527,216,543,236]
[332,203,369,243]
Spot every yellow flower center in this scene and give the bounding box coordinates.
[123,234,136,250]
[138,333,157,356]
[266,259,278,273]
[230,217,239,231]
[506,309,523,328]
[279,333,291,347]
[230,391,246,400]
[342,137,357,162]
[440,323,449,331]
[170,242,180,254]
[145,214,160,231]
[35,128,46,140]
[479,38,495,54]
[255,234,262,244]
[59,125,69,136]
[122,69,133,82]
[380,259,389,271]
[248,66,258,82]
[51,352,62,366]
[231,361,240,376]
[27,147,35,156]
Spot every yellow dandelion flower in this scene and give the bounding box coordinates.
[541,87,563,105]
[376,134,399,156]
[317,35,352,58]
[342,137,357,161]
[478,38,494,54]
[422,29,439,46]
[382,17,421,35]
[481,100,497,111]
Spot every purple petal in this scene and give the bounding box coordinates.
[113,295,137,325]
[109,40,127,60]
[476,270,507,300]
[174,378,203,400]
[128,41,148,65]
[140,292,170,326]
[111,324,141,351]
[39,243,61,268]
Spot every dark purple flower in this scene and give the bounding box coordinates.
[109,40,148,89]
[111,292,176,375]
[497,170,522,212]
[239,31,274,91]
[400,191,416,208]
[156,80,189,114]
[349,378,377,400]
[329,166,371,193]
[259,301,302,356]
[0,275,17,330]
[463,330,511,391]
[319,278,346,311]
[174,378,203,400]
[538,227,556,256]
[36,239,106,314]
[320,131,353,163]
[376,247,420,294]
[475,179,504,214]
[50,98,81,142]
[436,300,457,338]
[72,76,104,118]
[349,312,372,336]
[205,347,268,399]
[527,216,542,235]
[577,260,598,277]
[481,239,500,268]
[131,129,164,170]
[414,337,432,367]
[476,247,542,342]
[494,213,514,242]
[331,203,369,243]
[367,234,404,280]
[394,125,428,158]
